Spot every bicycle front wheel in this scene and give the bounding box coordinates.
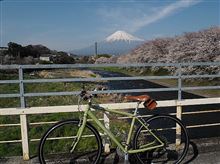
[38,119,102,164]
[133,115,189,164]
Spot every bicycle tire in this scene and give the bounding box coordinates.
[133,115,189,164]
[38,119,102,164]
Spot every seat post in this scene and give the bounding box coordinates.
[134,101,141,115]
[124,102,140,163]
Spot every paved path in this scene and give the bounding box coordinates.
[1,137,220,164]
[1,151,220,164]
[1,152,220,164]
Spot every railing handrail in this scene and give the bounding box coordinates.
[1,61,220,69]
[0,98,219,151]
[0,62,220,160]
[0,62,220,99]
[0,97,219,115]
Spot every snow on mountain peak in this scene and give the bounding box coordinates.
[106,30,144,42]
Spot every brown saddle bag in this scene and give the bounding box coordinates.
[143,98,157,110]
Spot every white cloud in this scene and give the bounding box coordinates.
[132,0,201,32]
[98,0,202,33]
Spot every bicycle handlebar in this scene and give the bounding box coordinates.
[79,90,94,101]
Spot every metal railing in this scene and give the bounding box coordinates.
[0,62,220,160]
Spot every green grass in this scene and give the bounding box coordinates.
[0,71,19,80]
[0,84,19,94]
[0,71,127,157]
[0,98,20,108]
[0,71,98,157]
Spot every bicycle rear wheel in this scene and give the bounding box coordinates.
[133,115,189,164]
[38,119,102,164]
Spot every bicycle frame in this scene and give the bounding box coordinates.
[71,102,165,154]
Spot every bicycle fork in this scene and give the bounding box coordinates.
[70,113,88,153]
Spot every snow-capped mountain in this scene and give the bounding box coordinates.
[71,31,144,56]
[106,31,144,42]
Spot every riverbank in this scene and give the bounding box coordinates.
[147,79,220,98]
[37,69,100,78]
[93,67,219,98]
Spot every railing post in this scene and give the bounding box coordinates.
[19,66,29,160]
[176,105,182,145]
[176,63,182,145]
[178,63,182,101]
[103,112,110,153]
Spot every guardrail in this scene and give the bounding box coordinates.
[0,62,220,160]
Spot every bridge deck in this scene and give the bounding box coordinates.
[1,151,220,164]
[1,137,219,164]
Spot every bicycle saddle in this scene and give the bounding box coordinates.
[125,95,157,110]
[125,95,150,102]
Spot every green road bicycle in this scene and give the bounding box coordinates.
[38,89,189,164]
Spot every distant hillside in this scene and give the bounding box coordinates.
[0,42,76,64]
[95,27,220,75]
[117,27,220,64]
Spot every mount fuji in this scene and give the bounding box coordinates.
[71,31,144,56]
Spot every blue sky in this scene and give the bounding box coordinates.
[0,0,219,51]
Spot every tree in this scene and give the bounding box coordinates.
[24,45,39,58]
[7,42,24,58]
[52,53,75,64]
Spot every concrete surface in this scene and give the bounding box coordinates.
[1,137,220,164]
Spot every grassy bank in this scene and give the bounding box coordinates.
[0,69,129,157]
[0,70,100,157]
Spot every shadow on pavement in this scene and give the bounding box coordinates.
[184,141,199,164]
